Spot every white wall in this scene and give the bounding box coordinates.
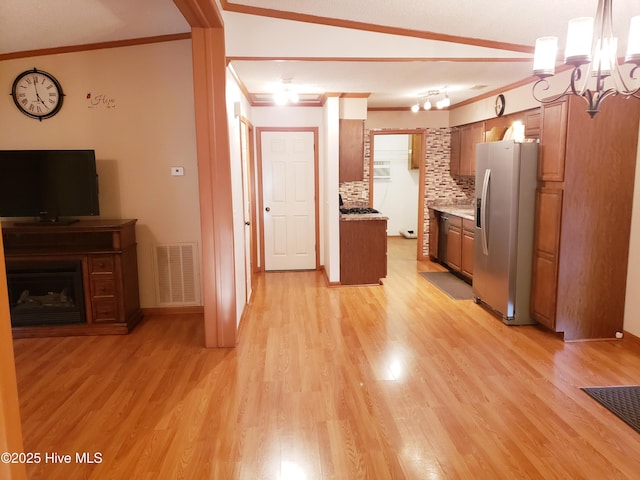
[323,97,341,283]
[367,110,449,129]
[372,134,419,235]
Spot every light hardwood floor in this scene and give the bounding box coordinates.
[13,237,640,479]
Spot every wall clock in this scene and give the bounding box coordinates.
[495,94,506,117]
[11,68,64,121]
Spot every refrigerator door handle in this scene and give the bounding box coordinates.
[481,168,491,256]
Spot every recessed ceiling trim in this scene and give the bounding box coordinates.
[220,0,534,54]
[227,56,533,63]
[0,33,191,62]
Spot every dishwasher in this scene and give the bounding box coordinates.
[438,213,449,262]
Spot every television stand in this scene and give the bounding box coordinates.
[14,218,80,227]
[1,219,143,338]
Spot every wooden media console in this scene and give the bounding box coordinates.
[2,219,142,338]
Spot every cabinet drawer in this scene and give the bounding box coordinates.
[92,299,119,322]
[447,215,462,229]
[91,276,116,297]
[89,255,114,273]
[463,218,475,233]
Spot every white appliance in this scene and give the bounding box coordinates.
[473,140,538,325]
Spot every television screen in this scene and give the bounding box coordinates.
[0,150,99,223]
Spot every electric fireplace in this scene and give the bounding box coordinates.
[6,261,85,327]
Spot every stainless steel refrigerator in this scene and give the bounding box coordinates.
[473,140,538,325]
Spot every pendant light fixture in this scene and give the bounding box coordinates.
[532,0,640,117]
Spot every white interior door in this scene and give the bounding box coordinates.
[261,130,316,271]
[240,120,252,302]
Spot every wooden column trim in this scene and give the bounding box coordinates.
[191,27,237,348]
[173,0,224,28]
[0,229,27,480]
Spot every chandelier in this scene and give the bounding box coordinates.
[532,0,640,117]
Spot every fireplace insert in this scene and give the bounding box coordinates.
[6,261,85,326]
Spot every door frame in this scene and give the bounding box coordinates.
[369,128,426,260]
[256,127,320,272]
[239,116,258,299]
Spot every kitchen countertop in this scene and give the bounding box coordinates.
[429,205,475,221]
[340,213,388,221]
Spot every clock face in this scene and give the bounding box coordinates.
[495,94,505,117]
[11,69,63,120]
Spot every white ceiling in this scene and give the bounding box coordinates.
[1,0,638,109]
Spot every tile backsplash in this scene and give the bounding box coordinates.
[339,127,475,256]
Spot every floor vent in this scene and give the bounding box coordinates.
[154,243,200,305]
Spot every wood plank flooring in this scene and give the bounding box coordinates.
[13,237,640,479]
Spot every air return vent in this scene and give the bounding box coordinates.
[154,243,200,305]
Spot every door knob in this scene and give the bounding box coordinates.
[245,221,250,226]
[265,207,270,212]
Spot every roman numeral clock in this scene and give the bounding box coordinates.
[11,68,64,120]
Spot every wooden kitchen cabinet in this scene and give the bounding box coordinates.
[537,100,567,181]
[524,108,541,138]
[445,216,462,272]
[459,122,484,176]
[530,95,640,340]
[461,218,474,278]
[340,218,387,285]
[409,133,422,169]
[431,211,473,281]
[339,119,364,182]
[530,188,563,330]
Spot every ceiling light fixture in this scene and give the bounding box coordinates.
[532,0,640,117]
[273,78,300,106]
[437,94,451,109]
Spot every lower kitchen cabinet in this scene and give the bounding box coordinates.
[446,216,462,272]
[461,219,474,278]
[340,217,387,285]
[431,210,473,282]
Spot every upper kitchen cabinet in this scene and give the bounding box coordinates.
[339,119,364,182]
[530,95,640,340]
[524,109,541,138]
[459,122,484,176]
[537,100,568,181]
[409,133,422,170]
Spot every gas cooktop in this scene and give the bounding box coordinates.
[340,207,380,214]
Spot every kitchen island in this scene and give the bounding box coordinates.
[340,212,388,285]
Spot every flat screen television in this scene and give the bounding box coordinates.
[0,149,99,224]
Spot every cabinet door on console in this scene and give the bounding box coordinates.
[89,255,120,323]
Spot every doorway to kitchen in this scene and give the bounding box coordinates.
[370,129,426,261]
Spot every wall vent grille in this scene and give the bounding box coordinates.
[154,243,200,305]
